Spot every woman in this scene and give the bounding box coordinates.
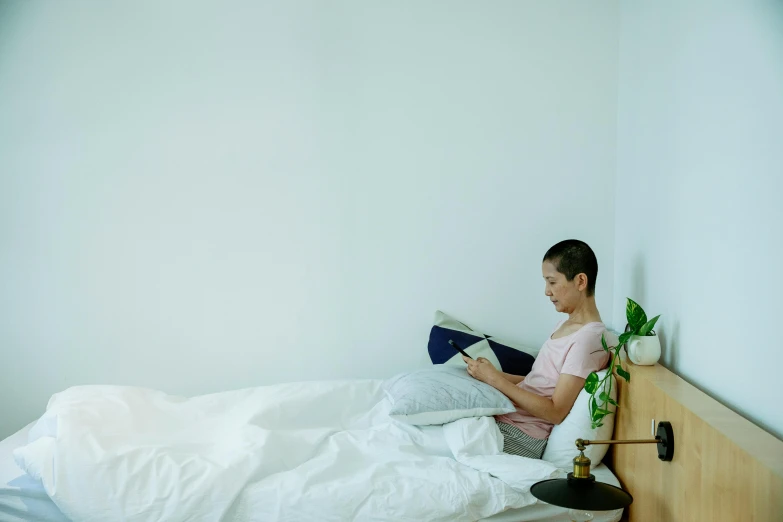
[463,239,612,459]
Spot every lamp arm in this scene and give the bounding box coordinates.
[574,421,674,462]
[576,438,659,449]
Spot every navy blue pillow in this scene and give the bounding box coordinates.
[427,310,538,376]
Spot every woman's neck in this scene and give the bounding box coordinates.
[568,297,602,325]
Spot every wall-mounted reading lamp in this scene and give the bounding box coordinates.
[531,421,674,521]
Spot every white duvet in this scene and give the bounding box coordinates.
[13,379,563,522]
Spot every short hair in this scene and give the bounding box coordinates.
[543,240,598,296]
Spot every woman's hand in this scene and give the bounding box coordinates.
[462,355,502,387]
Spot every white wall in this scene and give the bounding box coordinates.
[614,0,783,438]
[0,1,619,437]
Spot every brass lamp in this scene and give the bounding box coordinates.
[531,421,674,521]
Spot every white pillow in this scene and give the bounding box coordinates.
[542,369,617,469]
[383,366,516,426]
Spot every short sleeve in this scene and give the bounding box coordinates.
[560,328,610,379]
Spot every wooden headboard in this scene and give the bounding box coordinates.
[607,357,783,521]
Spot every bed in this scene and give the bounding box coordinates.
[1,380,623,522]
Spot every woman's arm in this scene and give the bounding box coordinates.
[500,372,525,385]
[491,374,584,424]
[462,355,583,425]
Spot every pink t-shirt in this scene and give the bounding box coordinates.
[495,321,613,440]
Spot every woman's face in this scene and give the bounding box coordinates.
[542,260,583,314]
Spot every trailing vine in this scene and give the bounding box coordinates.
[585,298,661,429]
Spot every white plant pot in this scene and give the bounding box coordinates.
[626,334,661,365]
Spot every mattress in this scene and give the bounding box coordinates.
[2,423,622,522]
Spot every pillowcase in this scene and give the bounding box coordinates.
[427,310,539,376]
[542,369,617,469]
[383,365,516,426]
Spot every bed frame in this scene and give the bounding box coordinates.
[606,357,783,521]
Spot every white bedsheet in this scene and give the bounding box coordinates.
[1,426,622,522]
[13,379,567,522]
[0,423,68,522]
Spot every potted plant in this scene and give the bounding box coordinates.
[584,298,661,429]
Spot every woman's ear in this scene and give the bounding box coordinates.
[576,273,589,292]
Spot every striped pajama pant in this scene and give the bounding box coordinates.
[496,420,548,459]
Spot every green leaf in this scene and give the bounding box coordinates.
[584,372,599,394]
[591,397,598,416]
[618,331,634,346]
[601,334,609,352]
[591,410,608,429]
[598,391,617,408]
[616,365,631,383]
[596,408,612,416]
[638,315,661,336]
[626,298,647,332]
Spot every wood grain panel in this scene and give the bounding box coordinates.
[608,358,783,521]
